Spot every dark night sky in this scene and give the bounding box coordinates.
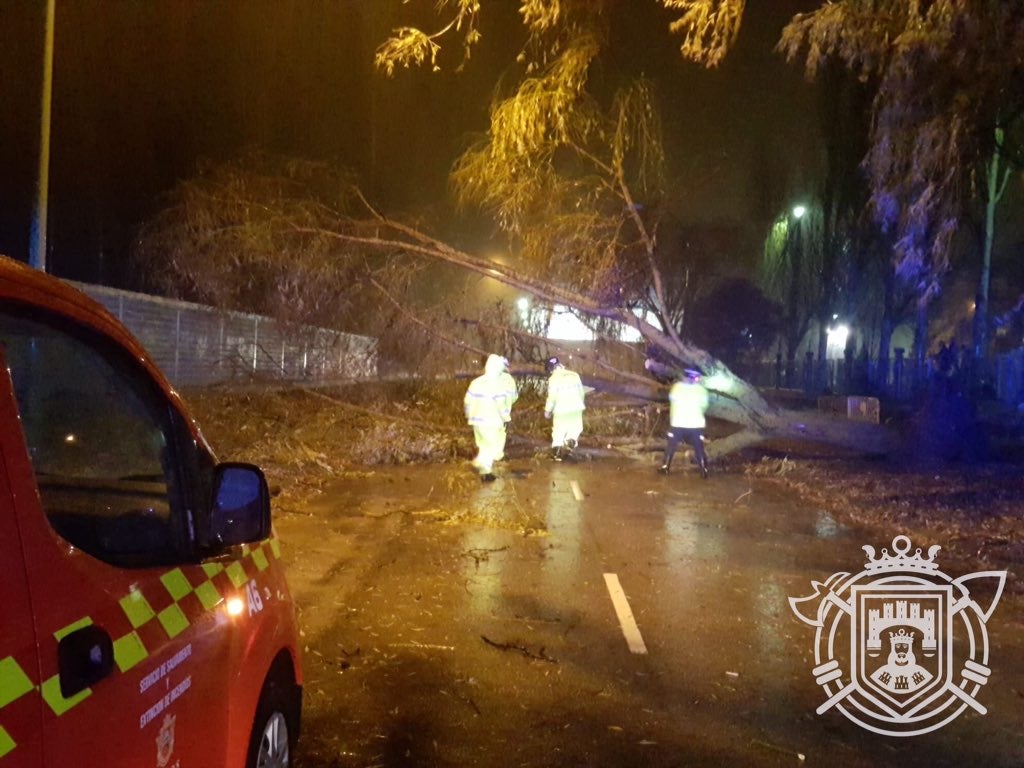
[0,1,823,288]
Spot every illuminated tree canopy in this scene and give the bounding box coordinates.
[374,0,746,75]
[778,0,1024,316]
[381,1,1024,344]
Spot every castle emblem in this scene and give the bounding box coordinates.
[789,535,1005,736]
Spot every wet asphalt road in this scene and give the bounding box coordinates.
[279,455,1024,768]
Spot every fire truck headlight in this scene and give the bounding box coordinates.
[226,597,245,617]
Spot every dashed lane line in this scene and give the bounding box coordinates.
[604,573,648,655]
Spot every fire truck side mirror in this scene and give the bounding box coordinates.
[209,462,272,546]
[58,624,114,698]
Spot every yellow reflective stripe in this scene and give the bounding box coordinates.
[156,604,189,639]
[0,534,286,739]
[0,657,34,709]
[0,657,35,760]
[54,617,92,642]
[160,569,192,602]
[251,548,269,572]
[225,562,247,588]
[120,589,156,629]
[0,724,15,757]
[40,675,90,716]
[113,631,148,673]
[194,581,221,611]
[40,675,89,720]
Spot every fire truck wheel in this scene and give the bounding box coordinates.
[246,671,297,768]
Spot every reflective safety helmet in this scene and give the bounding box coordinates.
[545,356,561,374]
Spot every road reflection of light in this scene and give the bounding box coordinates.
[664,508,725,563]
[540,469,582,590]
[460,483,511,617]
[660,505,727,619]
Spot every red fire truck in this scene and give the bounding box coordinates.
[0,256,302,767]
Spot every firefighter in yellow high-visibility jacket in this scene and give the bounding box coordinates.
[464,354,518,481]
[543,356,586,461]
[659,368,710,478]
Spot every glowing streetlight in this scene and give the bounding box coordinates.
[826,324,850,359]
[792,205,807,219]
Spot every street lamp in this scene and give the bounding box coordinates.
[792,204,807,220]
[516,296,531,325]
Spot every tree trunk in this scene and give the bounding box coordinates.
[324,221,898,459]
[915,302,929,390]
[876,266,897,396]
[587,368,896,460]
[816,316,828,393]
[972,126,1010,387]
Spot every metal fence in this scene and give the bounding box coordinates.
[71,282,377,388]
[996,348,1024,407]
[744,350,926,400]
[747,347,1024,406]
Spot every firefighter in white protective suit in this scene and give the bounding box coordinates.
[544,356,586,461]
[464,354,518,481]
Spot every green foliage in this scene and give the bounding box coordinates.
[758,208,823,354]
[777,1,1024,306]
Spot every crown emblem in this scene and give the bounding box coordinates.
[862,535,940,572]
[790,532,1007,736]
[888,628,915,648]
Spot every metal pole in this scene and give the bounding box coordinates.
[30,0,55,272]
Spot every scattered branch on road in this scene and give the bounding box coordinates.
[480,635,557,664]
[439,687,482,717]
[461,547,510,567]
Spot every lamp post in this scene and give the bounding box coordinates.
[30,0,55,273]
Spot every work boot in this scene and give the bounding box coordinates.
[565,439,577,451]
[658,464,670,475]
[551,447,563,462]
[700,460,709,480]
[481,472,497,482]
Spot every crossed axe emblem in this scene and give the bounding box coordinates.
[790,547,1005,730]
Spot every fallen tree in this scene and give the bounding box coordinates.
[136,4,901,459]
[296,193,897,459]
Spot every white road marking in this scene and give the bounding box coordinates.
[603,573,648,655]
[570,480,584,501]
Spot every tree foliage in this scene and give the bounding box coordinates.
[777,1,1024,312]
[759,208,822,366]
[133,151,367,327]
[132,150,497,372]
[374,1,746,75]
[135,0,904,457]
